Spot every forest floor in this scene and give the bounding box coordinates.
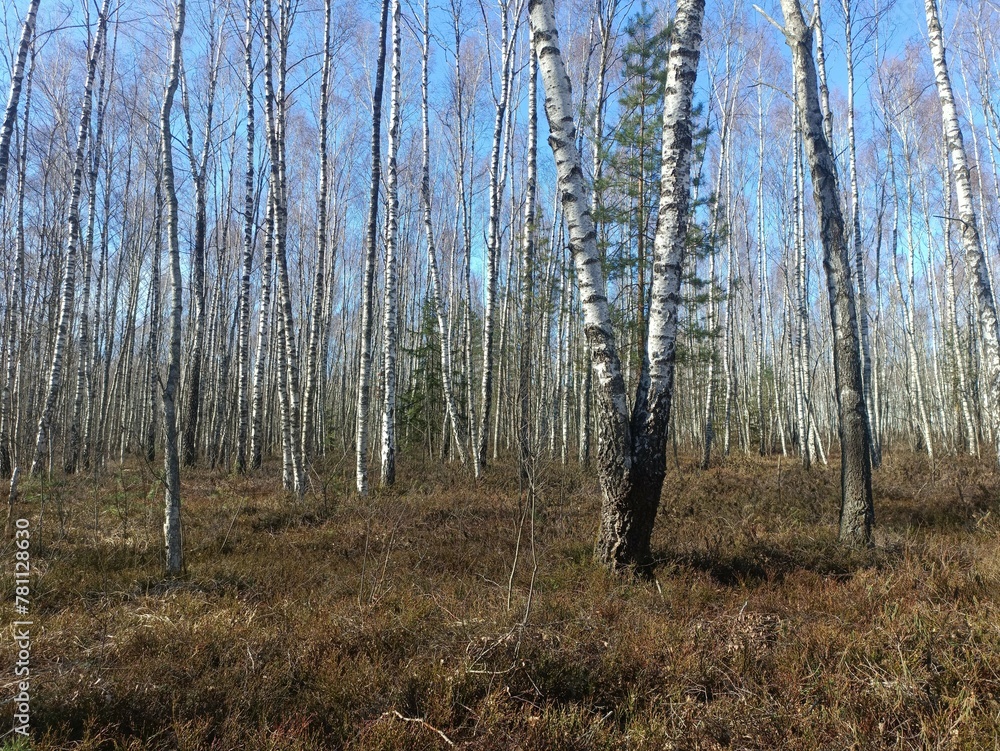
[1,449,999,749]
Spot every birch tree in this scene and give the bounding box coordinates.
[356,0,391,495]
[924,0,1000,461]
[777,0,875,546]
[420,0,468,466]
[235,0,256,474]
[249,198,275,471]
[263,0,305,496]
[517,46,539,481]
[161,0,186,575]
[67,28,113,474]
[379,0,402,487]
[179,8,221,468]
[302,0,334,466]
[474,0,522,475]
[0,0,39,204]
[842,0,877,467]
[144,167,162,465]
[530,0,705,570]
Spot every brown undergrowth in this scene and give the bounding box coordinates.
[1,450,999,749]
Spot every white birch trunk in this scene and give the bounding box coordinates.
[421,0,468,467]
[924,0,1000,462]
[161,0,185,575]
[249,198,274,471]
[842,0,876,467]
[68,43,111,474]
[379,0,402,487]
[355,0,390,495]
[264,0,305,496]
[626,0,706,564]
[518,47,538,478]
[302,0,333,466]
[941,143,978,455]
[179,17,220,468]
[530,0,631,556]
[476,0,520,474]
[235,0,255,474]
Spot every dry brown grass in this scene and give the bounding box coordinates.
[2,450,999,749]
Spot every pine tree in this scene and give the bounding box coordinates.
[604,4,670,373]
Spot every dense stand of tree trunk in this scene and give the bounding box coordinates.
[29,0,111,477]
[4,0,1000,581]
[0,0,40,480]
[421,0,468,467]
[179,9,220,469]
[264,0,305,497]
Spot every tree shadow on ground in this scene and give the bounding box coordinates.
[652,536,903,587]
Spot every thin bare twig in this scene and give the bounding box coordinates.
[382,710,455,746]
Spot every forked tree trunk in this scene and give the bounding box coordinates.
[624,0,705,566]
[779,0,874,546]
[530,0,705,571]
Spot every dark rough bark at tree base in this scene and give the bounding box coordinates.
[595,457,666,573]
